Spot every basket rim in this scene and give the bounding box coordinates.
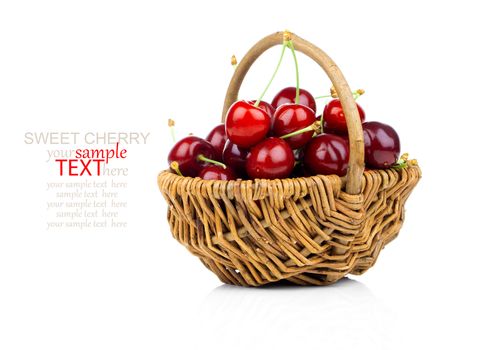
[158,165,420,181]
[158,169,343,185]
[157,165,421,195]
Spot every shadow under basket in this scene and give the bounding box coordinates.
[157,31,421,286]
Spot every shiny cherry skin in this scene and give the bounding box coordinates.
[304,134,349,176]
[271,87,317,113]
[362,121,400,169]
[199,166,236,180]
[222,140,250,178]
[205,124,227,159]
[323,99,365,134]
[225,100,271,148]
[246,137,295,179]
[168,136,218,177]
[272,103,316,149]
[248,100,276,119]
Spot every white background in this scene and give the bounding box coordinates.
[1,1,478,349]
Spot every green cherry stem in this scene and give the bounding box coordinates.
[170,161,183,176]
[280,120,322,139]
[314,94,332,99]
[391,160,408,170]
[353,91,362,100]
[318,114,323,133]
[254,43,287,107]
[197,154,227,169]
[315,89,365,100]
[392,153,418,170]
[286,39,300,104]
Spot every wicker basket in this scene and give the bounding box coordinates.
[158,32,421,286]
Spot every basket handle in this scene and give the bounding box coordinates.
[221,31,365,195]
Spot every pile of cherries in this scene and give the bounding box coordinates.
[167,86,401,181]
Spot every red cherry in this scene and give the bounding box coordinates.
[222,140,250,177]
[168,136,218,177]
[205,124,227,159]
[246,137,295,179]
[199,166,236,180]
[271,87,316,113]
[248,100,276,119]
[363,121,400,169]
[272,103,316,149]
[322,99,365,134]
[225,100,271,148]
[304,134,349,176]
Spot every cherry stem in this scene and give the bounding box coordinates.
[168,119,176,143]
[314,94,331,99]
[315,89,365,100]
[286,40,300,104]
[254,43,287,107]
[280,120,322,139]
[231,55,238,69]
[392,160,408,170]
[392,153,417,169]
[170,161,183,176]
[318,115,323,133]
[197,154,227,169]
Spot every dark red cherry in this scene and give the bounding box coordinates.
[272,104,316,149]
[199,166,236,180]
[222,140,250,177]
[225,100,271,148]
[304,134,349,176]
[248,100,276,119]
[291,149,310,178]
[168,136,218,177]
[362,121,400,169]
[205,124,227,159]
[291,162,311,178]
[323,99,365,134]
[271,87,316,113]
[294,148,304,162]
[246,137,295,179]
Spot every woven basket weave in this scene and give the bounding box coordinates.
[158,32,421,286]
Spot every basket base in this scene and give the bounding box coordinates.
[159,166,421,287]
